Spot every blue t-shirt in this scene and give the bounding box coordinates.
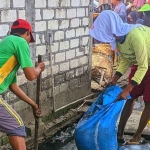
[114,2,127,22]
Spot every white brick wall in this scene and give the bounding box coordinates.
[82,18,89,26]
[85,27,89,35]
[0,0,91,135]
[77,8,85,17]
[56,9,66,19]
[48,20,58,30]
[43,9,54,19]
[81,0,90,6]
[42,67,49,78]
[66,29,75,39]
[70,18,80,28]
[84,65,88,73]
[76,48,84,57]
[52,65,59,74]
[51,43,59,53]
[0,0,91,103]
[35,21,46,32]
[42,35,45,44]
[48,0,59,7]
[60,62,69,72]
[60,83,68,92]
[66,49,75,60]
[0,0,10,8]
[60,41,69,51]
[61,0,70,7]
[13,0,25,7]
[85,46,90,54]
[82,37,89,46]
[35,9,41,20]
[0,25,9,36]
[35,0,46,8]
[13,100,29,112]
[70,59,79,69]
[36,34,41,45]
[1,10,17,22]
[18,10,25,19]
[67,9,76,18]
[76,28,85,37]
[54,31,64,41]
[70,39,79,48]
[79,56,88,65]
[59,20,69,29]
[86,8,89,17]
[55,52,66,63]
[36,45,46,56]
[71,0,80,7]
[75,67,83,76]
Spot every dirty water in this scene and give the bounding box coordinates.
[119,144,150,150]
[39,103,150,150]
[39,100,150,150]
[39,123,76,150]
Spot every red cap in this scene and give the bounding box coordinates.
[11,19,35,43]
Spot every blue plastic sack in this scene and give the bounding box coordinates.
[75,85,130,150]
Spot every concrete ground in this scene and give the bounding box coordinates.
[58,107,150,150]
[59,69,150,150]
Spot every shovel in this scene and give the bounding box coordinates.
[34,55,42,150]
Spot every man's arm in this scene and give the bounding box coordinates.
[116,55,131,75]
[9,83,41,117]
[23,62,45,81]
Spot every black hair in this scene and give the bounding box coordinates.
[10,21,28,35]
[142,11,150,27]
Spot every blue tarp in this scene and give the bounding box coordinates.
[75,85,130,150]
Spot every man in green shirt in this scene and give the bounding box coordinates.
[0,19,45,150]
[90,10,150,144]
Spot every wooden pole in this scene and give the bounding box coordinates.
[34,55,42,150]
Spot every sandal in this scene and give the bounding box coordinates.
[124,138,147,145]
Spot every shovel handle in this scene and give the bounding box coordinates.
[36,55,42,106]
[34,55,42,150]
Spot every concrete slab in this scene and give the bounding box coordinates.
[123,109,150,137]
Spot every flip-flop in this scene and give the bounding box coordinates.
[124,138,147,145]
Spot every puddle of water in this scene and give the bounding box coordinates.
[39,123,76,150]
[119,144,150,150]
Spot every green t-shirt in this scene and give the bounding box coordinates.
[117,26,150,84]
[0,35,33,94]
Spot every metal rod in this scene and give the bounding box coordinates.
[34,55,42,150]
[47,31,55,112]
[54,93,94,112]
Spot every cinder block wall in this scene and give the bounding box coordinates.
[0,0,92,126]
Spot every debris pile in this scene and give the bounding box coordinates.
[92,44,113,90]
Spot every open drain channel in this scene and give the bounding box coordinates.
[39,123,77,150]
[38,124,150,150]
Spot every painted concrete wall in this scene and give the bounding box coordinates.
[0,0,92,147]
